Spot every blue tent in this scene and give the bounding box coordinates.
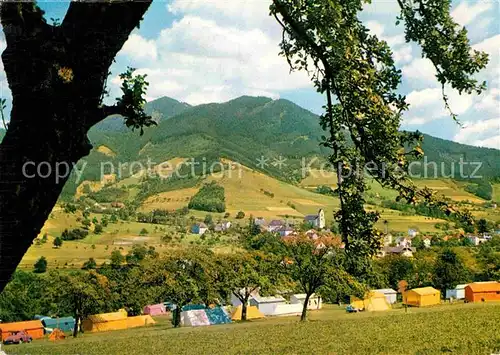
[42,317,75,332]
[205,307,231,325]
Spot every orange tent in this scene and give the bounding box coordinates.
[465,282,500,303]
[48,328,66,341]
[0,320,44,340]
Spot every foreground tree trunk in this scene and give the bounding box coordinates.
[0,1,152,293]
[241,300,248,321]
[300,293,311,321]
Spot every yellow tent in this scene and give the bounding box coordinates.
[125,315,156,328]
[231,305,265,320]
[350,292,391,311]
[82,311,156,333]
[82,309,128,333]
[404,287,440,307]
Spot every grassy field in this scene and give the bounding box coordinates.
[14,303,500,354]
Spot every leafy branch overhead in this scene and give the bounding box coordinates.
[101,67,155,136]
[269,0,488,267]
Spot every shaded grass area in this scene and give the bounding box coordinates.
[16,303,500,355]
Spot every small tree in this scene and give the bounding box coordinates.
[204,214,213,225]
[225,251,278,321]
[46,271,112,337]
[110,250,125,268]
[139,228,149,235]
[477,218,491,235]
[94,224,103,234]
[33,256,48,273]
[434,249,469,297]
[53,236,63,248]
[82,258,97,270]
[81,219,91,230]
[279,233,361,321]
[41,233,48,244]
[236,211,245,219]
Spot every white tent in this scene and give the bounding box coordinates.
[180,310,210,327]
[373,288,398,304]
[290,294,322,310]
[445,284,467,300]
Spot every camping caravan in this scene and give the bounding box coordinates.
[143,303,168,316]
[404,287,440,307]
[231,305,265,321]
[249,295,286,315]
[464,282,500,303]
[290,294,322,310]
[373,289,398,304]
[41,317,75,333]
[445,284,467,300]
[0,320,44,340]
[350,292,391,312]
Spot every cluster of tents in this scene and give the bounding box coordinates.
[349,287,442,311]
[348,281,500,312]
[0,316,75,343]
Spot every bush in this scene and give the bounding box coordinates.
[61,228,89,241]
[53,237,63,248]
[82,258,97,270]
[33,256,47,273]
[94,224,103,234]
[236,211,245,219]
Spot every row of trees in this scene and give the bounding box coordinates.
[3,233,363,335]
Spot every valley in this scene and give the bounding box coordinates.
[11,95,499,268]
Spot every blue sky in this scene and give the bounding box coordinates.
[0,0,498,149]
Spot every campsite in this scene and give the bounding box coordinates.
[10,302,500,354]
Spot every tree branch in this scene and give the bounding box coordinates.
[0,1,51,44]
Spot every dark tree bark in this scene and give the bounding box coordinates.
[0,1,152,293]
[300,292,311,321]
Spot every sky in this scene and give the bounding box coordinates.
[0,0,498,149]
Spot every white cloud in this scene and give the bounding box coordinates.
[403,87,473,125]
[474,88,499,117]
[121,34,158,62]
[393,45,413,64]
[402,58,438,85]
[453,118,500,149]
[114,12,311,105]
[472,34,500,86]
[451,1,492,27]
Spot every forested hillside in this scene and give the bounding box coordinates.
[1,95,498,200]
